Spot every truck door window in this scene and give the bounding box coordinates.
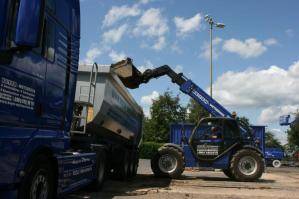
[33,18,55,62]
[45,19,55,62]
[46,0,56,14]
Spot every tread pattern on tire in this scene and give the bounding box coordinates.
[18,155,55,199]
[230,149,265,182]
[151,145,185,179]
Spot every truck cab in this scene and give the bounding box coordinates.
[0,0,99,197]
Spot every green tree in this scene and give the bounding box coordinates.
[143,91,187,143]
[287,114,299,149]
[265,131,282,148]
[187,98,209,123]
[236,116,250,126]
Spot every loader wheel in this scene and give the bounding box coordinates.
[230,149,265,182]
[90,149,106,191]
[272,159,282,168]
[18,155,55,199]
[222,168,234,179]
[151,146,185,179]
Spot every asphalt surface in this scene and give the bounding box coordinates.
[66,159,299,199]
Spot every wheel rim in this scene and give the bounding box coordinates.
[158,154,178,173]
[30,170,49,199]
[273,160,281,168]
[238,156,258,176]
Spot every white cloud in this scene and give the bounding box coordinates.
[152,36,166,50]
[141,91,160,117]
[109,50,126,62]
[139,0,153,4]
[82,47,102,64]
[134,8,168,38]
[212,60,299,124]
[200,37,222,59]
[102,5,141,27]
[268,128,287,145]
[285,29,294,37]
[264,38,278,46]
[259,105,298,124]
[138,60,154,72]
[174,65,183,73]
[141,91,159,106]
[102,24,128,44]
[174,13,202,36]
[223,38,267,58]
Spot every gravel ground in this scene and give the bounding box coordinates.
[66,159,299,199]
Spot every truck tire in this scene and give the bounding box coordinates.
[90,149,106,191]
[132,151,139,178]
[114,150,129,181]
[222,168,234,179]
[128,150,139,178]
[151,146,185,179]
[18,155,55,199]
[272,159,281,168]
[230,149,265,182]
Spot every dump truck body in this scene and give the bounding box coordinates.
[74,64,143,145]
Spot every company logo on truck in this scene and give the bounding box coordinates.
[0,77,35,110]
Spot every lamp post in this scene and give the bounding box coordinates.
[204,15,225,99]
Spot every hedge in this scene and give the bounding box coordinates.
[139,142,164,159]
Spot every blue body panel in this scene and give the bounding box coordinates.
[265,148,284,161]
[180,80,232,118]
[170,123,265,168]
[0,0,98,195]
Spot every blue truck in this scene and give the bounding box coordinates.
[0,0,143,198]
[122,63,266,181]
[265,148,284,168]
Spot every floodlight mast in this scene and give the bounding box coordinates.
[204,15,225,117]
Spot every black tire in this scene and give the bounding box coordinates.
[151,146,185,179]
[114,149,130,181]
[131,151,139,178]
[230,149,265,182]
[90,149,106,191]
[127,150,139,179]
[18,155,55,199]
[222,168,234,179]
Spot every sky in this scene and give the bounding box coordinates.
[79,0,299,144]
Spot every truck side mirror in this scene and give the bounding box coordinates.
[14,0,44,48]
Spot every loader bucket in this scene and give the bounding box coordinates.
[111,58,143,89]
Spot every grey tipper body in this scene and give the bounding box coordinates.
[75,64,143,145]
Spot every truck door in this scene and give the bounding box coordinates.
[42,0,71,130]
[189,118,240,161]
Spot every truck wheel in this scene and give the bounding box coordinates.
[230,149,265,182]
[151,146,185,179]
[272,159,281,168]
[114,150,129,181]
[90,149,106,191]
[132,151,139,178]
[222,168,234,179]
[128,150,139,179]
[18,155,55,199]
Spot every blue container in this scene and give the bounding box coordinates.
[265,148,284,160]
[170,123,265,167]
